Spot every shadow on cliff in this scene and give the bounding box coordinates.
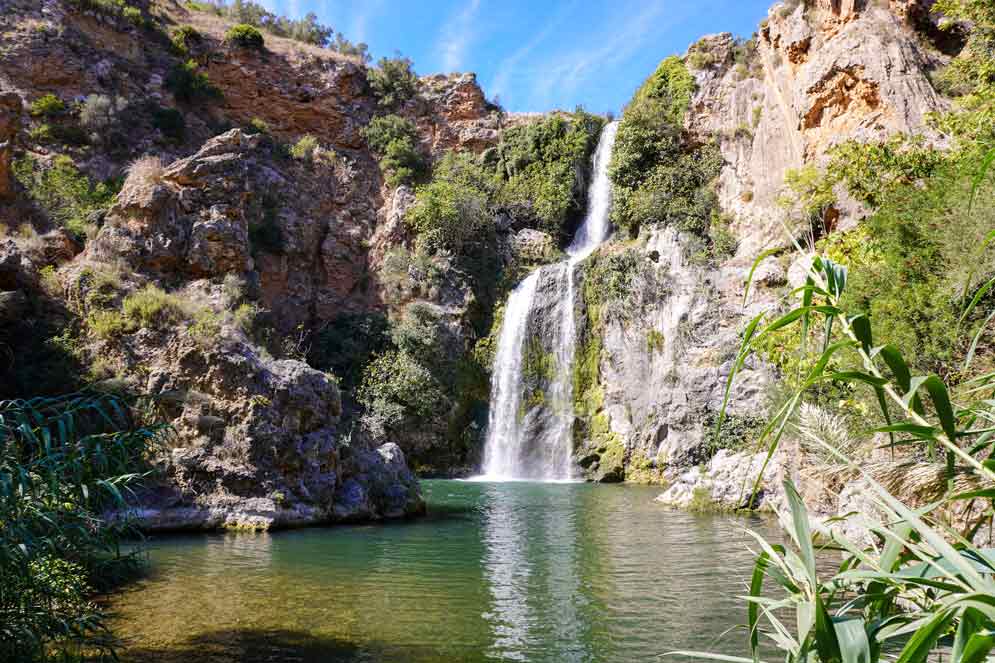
[119,628,446,663]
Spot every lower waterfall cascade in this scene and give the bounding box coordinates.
[479,120,619,481]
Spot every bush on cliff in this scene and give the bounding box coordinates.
[166,60,220,104]
[368,56,418,110]
[362,115,426,187]
[12,155,120,239]
[406,152,496,255]
[225,23,265,50]
[496,111,605,241]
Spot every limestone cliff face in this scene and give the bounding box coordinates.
[576,0,947,497]
[688,0,946,256]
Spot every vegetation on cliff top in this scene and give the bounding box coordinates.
[609,57,727,259]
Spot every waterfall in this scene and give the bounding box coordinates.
[480,121,619,481]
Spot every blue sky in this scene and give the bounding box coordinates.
[257,1,773,114]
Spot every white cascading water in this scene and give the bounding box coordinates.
[480,121,619,481]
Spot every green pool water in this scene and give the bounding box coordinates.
[109,480,781,662]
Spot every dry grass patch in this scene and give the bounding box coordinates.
[124,155,165,188]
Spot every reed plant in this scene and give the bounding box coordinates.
[0,390,167,661]
[666,151,995,663]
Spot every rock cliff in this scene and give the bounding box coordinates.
[0,0,520,528]
[571,0,953,506]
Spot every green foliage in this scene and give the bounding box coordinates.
[820,136,995,378]
[826,134,946,208]
[406,152,495,255]
[609,60,721,238]
[932,0,995,105]
[702,412,765,457]
[79,94,128,138]
[29,94,65,118]
[778,164,837,244]
[248,117,270,134]
[67,0,148,26]
[225,23,264,50]
[671,478,995,663]
[708,211,738,260]
[646,329,665,354]
[634,56,696,126]
[12,155,120,239]
[121,285,191,329]
[151,105,186,141]
[165,60,220,104]
[495,112,605,239]
[358,349,448,432]
[309,313,390,389]
[583,249,639,316]
[88,309,130,339]
[0,391,166,660]
[367,56,418,110]
[171,25,202,54]
[362,114,425,187]
[290,134,319,163]
[191,0,340,48]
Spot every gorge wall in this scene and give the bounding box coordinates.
[0,0,978,527]
[566,0,956,504]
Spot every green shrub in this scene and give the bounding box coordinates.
[290,134,319,163]
[166,59,220,103]
[171,25,202,54]
[225,23,264,50]
[12,155,120,239]
[609,58,720,237]
[152,105,186,141]
[79,93,128,137]
[708,211,738,260]
[122,285,191,328]
[495,112,604,239]
[88,309,131,339]
[358,349,448,433]
[308,312,390,389]
[362,114,425,187]
[248,117,270,134]
[187,0,337,47]
[633,55,695,126]
[367,56,418,110]
[406,152,495,255]
[687,50,717,70]
[29,94,65,118]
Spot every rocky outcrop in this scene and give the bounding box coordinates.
[416,73,502,154]
[92,129,382,328]
[573,227,774,484]
[109,331,423,531]
[0,93,20,201]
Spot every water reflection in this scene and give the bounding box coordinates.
[480,483,592,661]
[109,481,781,663]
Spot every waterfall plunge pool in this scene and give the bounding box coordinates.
[108,480,780,663]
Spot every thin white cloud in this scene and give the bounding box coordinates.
[524,0,688,111]
[487,2,577,105]
[437,0,482,73]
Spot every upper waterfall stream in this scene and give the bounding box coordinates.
[479,121,619,481]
